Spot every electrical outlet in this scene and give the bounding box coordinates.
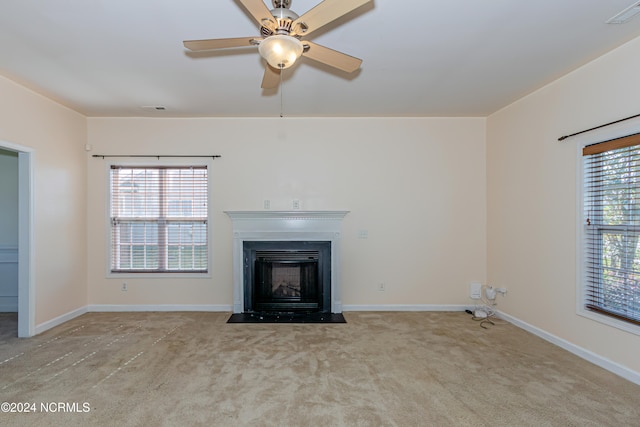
[469,282,482,299]
[263,200,270,209]
[121,283,128,291]
[292,199,300,210]
[378,283,386,291]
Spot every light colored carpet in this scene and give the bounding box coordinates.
[0,311,638,426]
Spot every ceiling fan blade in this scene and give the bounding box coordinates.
[302,41,362,73]
[183,37,258,51]
[261,64,281,89]
[237,0,276,30]
[291,0,370,37]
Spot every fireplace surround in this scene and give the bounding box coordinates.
[225,211,349,314]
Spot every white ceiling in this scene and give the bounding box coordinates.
[1,0,640,118]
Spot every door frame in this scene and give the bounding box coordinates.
[0,140,34,337]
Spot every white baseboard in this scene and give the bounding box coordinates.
[35,306,88,335]
[498,310,640,386]
[88,304,233,312]
[343,304,467,312]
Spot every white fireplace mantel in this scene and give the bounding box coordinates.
[225,211,349,313]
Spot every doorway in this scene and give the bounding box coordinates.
[0,140,34,337]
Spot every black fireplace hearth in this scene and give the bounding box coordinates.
[243,241,331,314]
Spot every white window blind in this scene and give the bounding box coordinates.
[110,166,208,273]
[583,133,640,325]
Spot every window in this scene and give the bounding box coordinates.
[583,133,640,326]
[110,165,208,273]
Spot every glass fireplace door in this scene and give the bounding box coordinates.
[253,258,319,312]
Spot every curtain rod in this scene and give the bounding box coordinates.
[558,113,640,141]
[92,155,221,159]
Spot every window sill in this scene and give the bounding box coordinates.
[577,307,640,337]
[106,272,211,279]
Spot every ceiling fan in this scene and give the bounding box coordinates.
[183,0,371,89]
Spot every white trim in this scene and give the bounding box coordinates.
[0,140,34,153]
[498,310,640,386]
[343,304,467,312]
[0,140,35,337]
[35,306,88,335]
[226,210,349,314]
[577,307,640,336]
[574,120,640,336]
[88,304,232,312]
[225,210,350,221]
[104,159,214,278]
[18,149,35,337]
[106,272,212,279]
[575,142,585,324]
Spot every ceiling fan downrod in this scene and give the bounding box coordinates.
[272,0,291,9]
[262,0,299,37]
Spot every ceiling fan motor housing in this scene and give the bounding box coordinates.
[261,6,300,37]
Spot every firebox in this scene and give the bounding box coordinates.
[243,241,331,313]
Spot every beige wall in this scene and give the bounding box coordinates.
[487,36,640,373]
[86,117,487,308]
[0,75,88,325]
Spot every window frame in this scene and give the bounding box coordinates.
[105,159,213,279]
[576,120,640,336]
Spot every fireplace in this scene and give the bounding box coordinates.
[244,241,331,313]
[225,211,349,314]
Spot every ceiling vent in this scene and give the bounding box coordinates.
[606,1,640,24]
[140,106,167,111]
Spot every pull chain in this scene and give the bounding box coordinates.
[280,67,284,118]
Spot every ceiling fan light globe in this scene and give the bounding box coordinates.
[259,35,303,69]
